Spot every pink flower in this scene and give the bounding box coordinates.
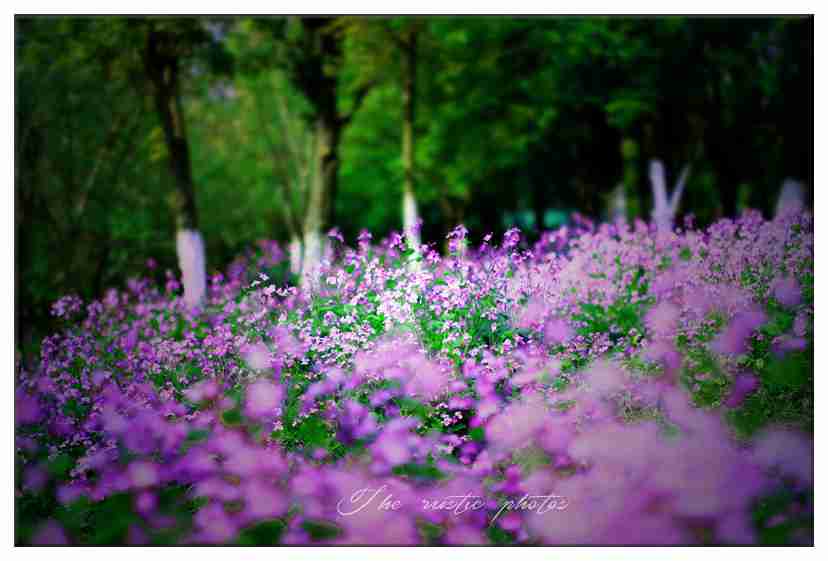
[544,318,573,345]
[645,302,680,337]
[403,355,446,400]
[244,379,284,420]
[371,418,418,466]
[242,342,271,371]
[584,360,628,396]
[127,461,159,488]
[240,480,287,522]
[192,502,238,544]
[487,398,546,453]
[183,379,220,403]
[516,297,548,329]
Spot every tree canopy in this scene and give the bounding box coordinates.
[14,15,813,347]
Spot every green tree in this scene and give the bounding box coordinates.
[15,17,168,351]
[247,17,372,279]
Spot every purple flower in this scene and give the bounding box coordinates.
[12,209,814,545]
[725,374,760,407]
[371,418,419,467]
[243,379,284,420]
[544,318,572,345]
[502,227,522,251]
[183,379,220,403]
[772,335,808,357]
[31,520,69,545]
[241,342,271,371]
[15,391,42,425]
[752,428,813,485]
[645,302,680,337]
[446,224,469,254]
[192,502,238,544]
[711,310,768,356]
[771,276,801,308]
[127,461,160,488]
[327,227,345,244]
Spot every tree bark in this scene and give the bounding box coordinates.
[144,28,199,231]
[288,235,303,276]
[144,27,205,307]
[620,136,641,222]
[401,31,421,252]
[649,159,690,233]
[279,18,374,283]
[300,115,340,281]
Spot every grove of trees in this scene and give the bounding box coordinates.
[14,15,813,351]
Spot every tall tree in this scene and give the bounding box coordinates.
[141,19,213,307]
[399,25,422,252]
[249,17,372,281]
[143,24,201,232]
[339,17,428,255]
[15,17,166,349]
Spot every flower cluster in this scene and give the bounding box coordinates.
[15,210,813,545]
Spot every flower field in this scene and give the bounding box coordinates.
[15,209,814,545]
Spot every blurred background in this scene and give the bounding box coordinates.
[14,16,813,351]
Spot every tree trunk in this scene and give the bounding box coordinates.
[620,137,641,221]
[649,159,690,233]
[775,178,805,218]
[300,116,339,282]
[285,19,352,286]
[145,28,205,307]
[401,32,421,253]
[288,235,303,276]
[176,229,207,308]
[609,183,627,224]
[146,31,198,231]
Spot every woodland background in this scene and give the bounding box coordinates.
[14,16,814,352]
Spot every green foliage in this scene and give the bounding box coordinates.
[676,298,813,438]
[392,461,447,482]
[301,519,342,542]
[236,519,287,545]
[487,524,517,545]
[571,265,650,353]
[728,349,813,438]
[753,487,814,545]
[15,15,813,360]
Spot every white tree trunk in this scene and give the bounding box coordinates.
[403,188,421,248]
[403,187,421,270]
[298,118,333,288]
[288,235,303,276]
[301,228,322,285]
[649,159,690,233]
[176,229,206,308]
[775,178,804,218]
[609,183,627,223]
